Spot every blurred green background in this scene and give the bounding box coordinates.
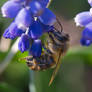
[0,0,92,92]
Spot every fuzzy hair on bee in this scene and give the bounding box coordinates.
[20,18,70,85]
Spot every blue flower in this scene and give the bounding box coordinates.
[1,0,57,55]
[15,8,34,29]
[18,34,30,52]
[29,39,42,57]
[38,8,56,26]
[3,22,25,39]
[9,22,25,36]
[3,28,16,40]
[29,0,45,17]
[80,38,91,46]
[74,11,92,27]
[28,20,43,39]
[38,0,49,7]
[74,0,92,46]
[80,22,92,46]
[88,0,92,6]
[1,1,22,18]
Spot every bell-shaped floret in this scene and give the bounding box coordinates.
[80,22,92,46]
[29,0,45,16]
[3,22,24,39]
[1,1,22,18]
[29,39,42,57]
[18,34,30,52]
[28,20,43,39]
[3,28,16,40]
[9,22,25,36]
[88,0,92,6]
[80,37,91,46]
[38,0,49,7]
[74,11,92,27]
[38,8,56,26]
[82,22,92,40]
[15,8,33,29]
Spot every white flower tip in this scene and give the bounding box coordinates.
[1,9,7,17]
[88,0,92,4]
[90,8,92,13]
[25,6,30,10]
[2,14,7,17]
[17,23,27,31]
[74,16,83,27]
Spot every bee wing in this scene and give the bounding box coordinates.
[49,52,63,86]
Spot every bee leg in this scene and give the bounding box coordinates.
[43,47,52,55]
[49,50,63,86]
[19,56,33,61]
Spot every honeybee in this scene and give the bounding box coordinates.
[21,18,69,85]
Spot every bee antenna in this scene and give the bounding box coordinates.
[49,43,66,86]
[56,17,63,32]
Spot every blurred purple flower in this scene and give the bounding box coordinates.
[74,0,92,46]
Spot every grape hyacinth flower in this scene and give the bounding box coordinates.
[3,22,25,40]
[1,1,22,18]
[1,0,56,57]
[29,0,45,17]
[15,7,34,29]
[29,39,42,57]
[18,34,30,53]
[28,20,43,39]
[74,0,92,46]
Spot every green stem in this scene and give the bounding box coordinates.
[0,38,19,74]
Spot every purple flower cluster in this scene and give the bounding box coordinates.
[1,0,56,57]
[74,0,92,46]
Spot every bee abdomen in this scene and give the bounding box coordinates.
[26,55,56,71]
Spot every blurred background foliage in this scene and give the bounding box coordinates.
[0,0,92,92]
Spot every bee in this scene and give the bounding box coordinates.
[21,18,69,85]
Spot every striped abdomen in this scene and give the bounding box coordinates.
[26,54,56,71]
